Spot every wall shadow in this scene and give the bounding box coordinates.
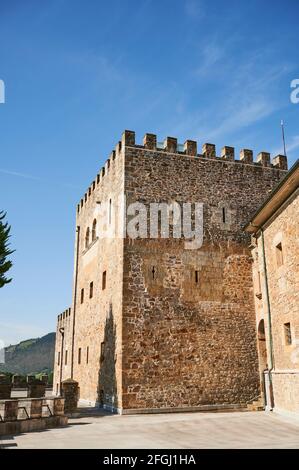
[97,304,118,411]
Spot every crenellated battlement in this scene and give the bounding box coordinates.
[76,138,124,215]
[57,307,71,323]
[76,129,288,214]
[121,130,287,168]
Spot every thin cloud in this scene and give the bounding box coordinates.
[0,168,42,181]
[195,43,225,77]
[286,135,299,153]
[208,100,276,140]
[0,168,81,190]
[185,0,205,20]
[271,134,299,157]
[170,47,293,142]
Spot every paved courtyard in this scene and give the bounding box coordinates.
[1,410,299,449]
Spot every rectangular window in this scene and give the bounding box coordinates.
[56,383,59,395]
[256,271,262,299]
[284,322,292,345]
[276,242,284,267]
[65,350,68,365]
[102,271,107,290]
[100,341,105,362]
[80,288,84,304]
[195,270,199,284]
[89,281,93,299]
[222,207,226,223]
[86,346,89,364]
[78,348,81,364]
[58,351,60,365]
[109,199,112,224]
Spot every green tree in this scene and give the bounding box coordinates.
[0,211,14,288]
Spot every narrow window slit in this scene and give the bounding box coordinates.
[152,266,156,280]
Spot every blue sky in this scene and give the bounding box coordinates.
[0,0,298,345]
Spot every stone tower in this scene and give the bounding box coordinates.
[53,130,287,413]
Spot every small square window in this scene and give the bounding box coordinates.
[284,322,292,345]
[80,288,84,304]
[102,271,107,290]
[276,242,284,267]
[89,281,93,299]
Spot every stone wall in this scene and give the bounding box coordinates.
[121,134,287,411]
[53,130,288,412]
[271,373,299,414]
[0,397,67,436]
[53,141,125,408]
[252,189,299,414]
[53,308,72,396]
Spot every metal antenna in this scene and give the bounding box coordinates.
[281,120,287,157]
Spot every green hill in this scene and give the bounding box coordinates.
[0,333,55,375]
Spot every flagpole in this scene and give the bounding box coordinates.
[281,120,287,157]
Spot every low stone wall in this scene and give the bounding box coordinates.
[0,416,68,436]
[11,387,53,399]
[0,397,67,437]
[0,374,48,400]
[0,375,12,400]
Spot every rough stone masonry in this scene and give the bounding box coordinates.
[53,130,287,413]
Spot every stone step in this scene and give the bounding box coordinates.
[246,396,265,412]
[247,405,264,411]
[247,401,265,411]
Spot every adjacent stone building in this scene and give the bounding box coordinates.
[53,130,288,413]
[245,159,299,417]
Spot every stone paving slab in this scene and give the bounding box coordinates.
[1,411,299,449]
